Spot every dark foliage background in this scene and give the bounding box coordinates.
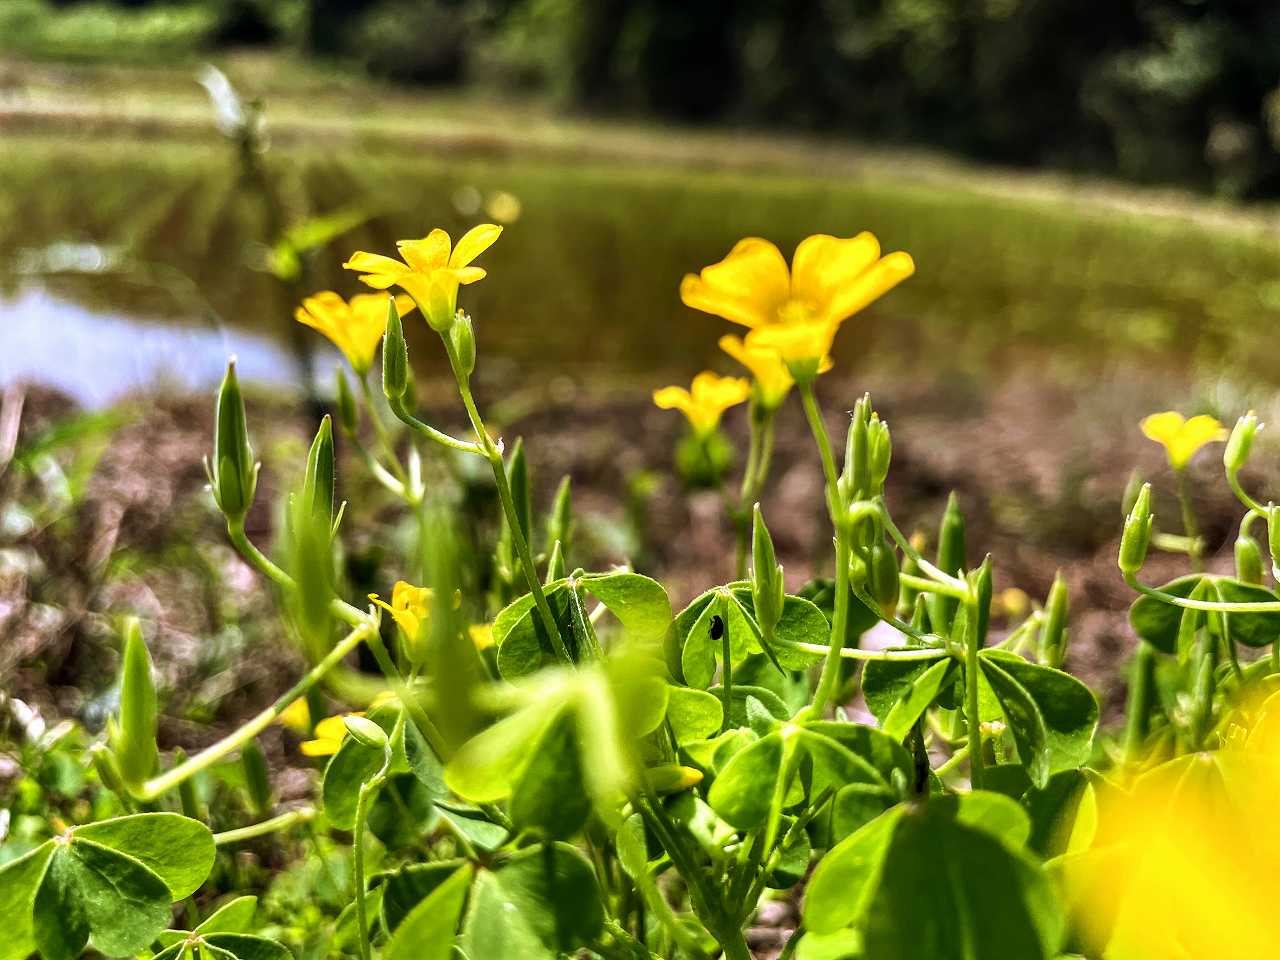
[8,0,1280,195]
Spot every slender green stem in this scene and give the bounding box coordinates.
[934,744,971,778]
[135,624,371,800]
[774,638,950,661]
[879,503,968,592]
[962,611,984,789]
[358,373,409,485]
[799,383,852,716]
[1126,572,1280,612]
[213,807,315,846]
[456,378,571,664]
[387,393,485,456]
[226,520,373,630]
[353,781,377,960]
[1228,468,1267,515]
[1175,469,1204,571]
[899,572,968,601]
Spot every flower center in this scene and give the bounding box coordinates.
[776,299,815,326]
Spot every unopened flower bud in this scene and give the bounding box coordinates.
[868,541,900,617]
[646,764,703,795]
[868,414,892,494]
[1119,483,1154,575]
[1225,412,1260,474]
[344,715,389,751]
[1038,573,1069,669]
[301,415,336,528]
[115,618,157,791]
[751,504,784,633]
[382,297,411,400]
[1235,531,1264,585]
[450,311,477,379]
[208,359,258,522]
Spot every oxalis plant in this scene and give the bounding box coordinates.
[8,224,1280,960]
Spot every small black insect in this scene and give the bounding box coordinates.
[709,615,725,641]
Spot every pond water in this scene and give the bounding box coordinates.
[2,135,1279,408]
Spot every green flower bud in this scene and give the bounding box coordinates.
[344,715,389,751]
[1118,483,1154,575]
[115,618,157,791]
[751,504,785,633]
[1236,531,1264,585]
[301,415,336,529]
[545,539,566,584]
[929,493,967,633]
[898,531,926,615]
[546,475,572,557]
[645,764,703,795]
[334,366,359,436]
[868,414,892,494]
[1038,572,1069,669]
[838,394,871,504]
[970,555,993,648]
[450,311,477,379]
[382,297,411,401]
[1224,412,1260,474]
[241,738,272,816]
[89,743,126,796]
[868,541,901,617]
[208,359,258,522]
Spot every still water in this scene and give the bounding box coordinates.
[2,135,1278,407]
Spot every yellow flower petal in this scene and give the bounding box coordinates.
[1141,411,1227,469]
[278,697,311,734]
[719,333,797,407]
[398,229,452,273]
[450,224,502,269]
[313,714,352,742]
[789,232,881,308]
[469,624,494,650]
[820,250,916,327]
[745,318,839,366]
[680,238,790,329]
[654,372,750,436]
[300,738,340,757]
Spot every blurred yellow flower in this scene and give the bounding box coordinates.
[278,696,311,735]
[1067,687,1280,960]
[370,580,432,648]
[718,334,831,408]
[343,224,501,330]
[1140,411,1228,470]
[300,712,361,757]
[681,232,914,367]
[469,623,494,650]
[294,291,416,375]
[653,372,751,436]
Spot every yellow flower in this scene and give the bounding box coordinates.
[718,334,832,408]
[681,232,914,367]
[653,371,751,436]
[1071,693,1280,960]
[1140,411,1228,470]
[343,224,502,331]
[294,291,416,375]
[300,712,362,757]
[469,624,494,650]
[278,696,311,735]
[370,581,433,649]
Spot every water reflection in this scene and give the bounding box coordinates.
[0,286,314,406]
[2,136,1279,405]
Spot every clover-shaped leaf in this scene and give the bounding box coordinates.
[496,573,672,679]
[460,844,603,960]
[0,813,214,960]
[155,896,291,960]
